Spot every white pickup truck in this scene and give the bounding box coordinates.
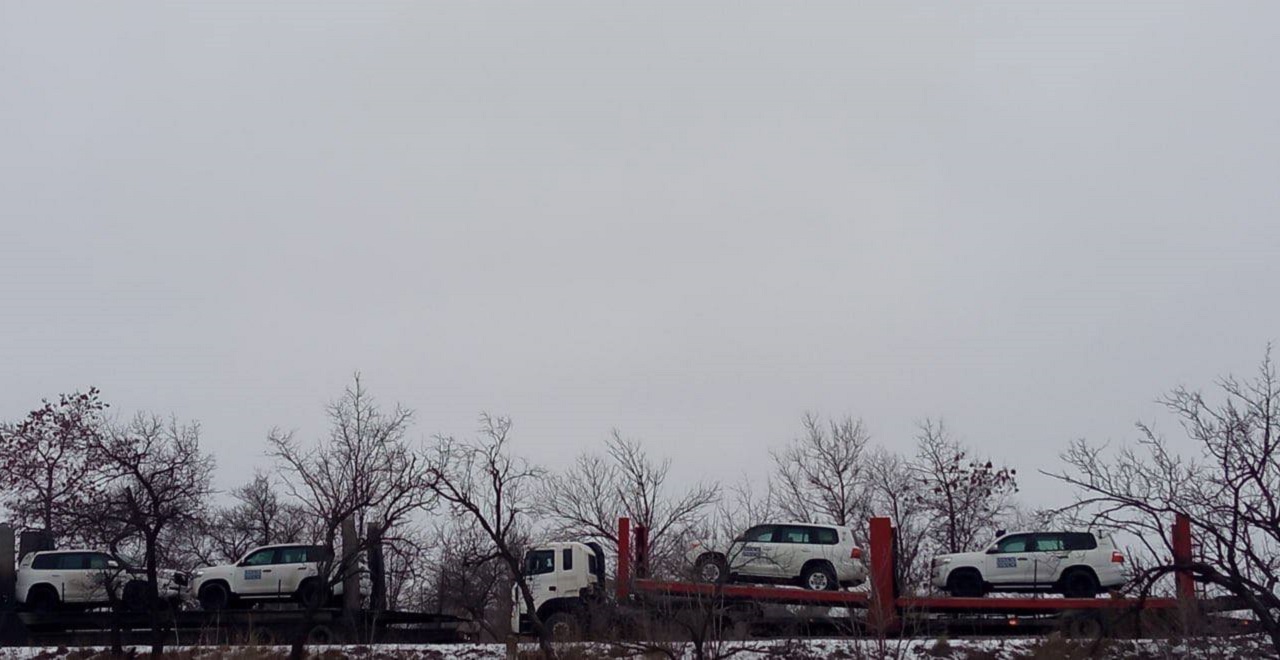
[191,543,352,610]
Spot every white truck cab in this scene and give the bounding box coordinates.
[512,541,606,639]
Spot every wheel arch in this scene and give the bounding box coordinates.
[1056,564,1101,591]
[25,582,60,602]
[800,558,836,575]
[945,565,985,586]
[198,578,232,593]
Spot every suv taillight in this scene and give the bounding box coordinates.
[1111,551,1124,564]
[851,547,863,560]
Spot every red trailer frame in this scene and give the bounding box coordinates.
[618,514,1200,633]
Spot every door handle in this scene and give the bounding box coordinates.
[298,567,308,570]
[1016,558,1028,562]
[262,569,273,573]
[548,586,557,592]
[1056,555,1070,559]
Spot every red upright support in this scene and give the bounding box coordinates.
[868,517,899,633]
[617,517,631,600]
[1173,513,1194,601]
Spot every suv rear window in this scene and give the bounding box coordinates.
[31,554,61,570]
[1063,533,1097,551]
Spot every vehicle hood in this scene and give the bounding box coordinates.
[932,551,986,564]
[191,563,236,586]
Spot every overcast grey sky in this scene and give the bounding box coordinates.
[3,2,1278,503]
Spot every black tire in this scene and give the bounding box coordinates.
[946,569,985,598]
[26,586,59,614]
[544,611,582,642]
[121,580,149,612]
[1063,613,1106,639]
[198,582,231,611]
[297,578,329,609]
[800,563,838,591]
[1060,569,1100,598]
[306,624,334,645]
[694,554,730,584]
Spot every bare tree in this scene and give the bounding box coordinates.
[772,414,873,540]
[1050,351,1280,652]
[710,476,779,545]
[84,413,216,659]
[424,414,558,658]
[866,447,931,590]
[267,374,434,658]
[539,430,719,576]
[0,388,111,542]
[268,374,432,545]
[913,419,1017,554]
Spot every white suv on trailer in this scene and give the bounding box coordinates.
[930,531,1126,598]
[690,523,867,591]
[191,544,346,610]
[17,550,187,612]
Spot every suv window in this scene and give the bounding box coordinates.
[525,550,555,576]
[58,553,89,570]
[242,548,276,566]
[86,553,117,570]
[1063,533,1097,550]
[814,527,838,545]
[31,553,61,570]
[1031,534,1065,552]
[738,525,777,543]
[777,526,812,544]
[279,547,310,564]
[994,534,1032,553]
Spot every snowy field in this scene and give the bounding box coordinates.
[0,637,1274,659]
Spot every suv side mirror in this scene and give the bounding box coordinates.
[985,547,998,554]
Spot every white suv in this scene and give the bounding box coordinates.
[930,531,1126,598]
[690,523,867,591]
[191,544,348,610]
[17,550,187,612]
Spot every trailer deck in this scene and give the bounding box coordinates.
[616,513,1218,634]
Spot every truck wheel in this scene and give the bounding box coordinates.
[800,563,838,591]
[121,580,149,612]
[946,570,985,598]
[544,611,582,642]
[26,586,59,614]
[198,583,231,611]
[694,554,729,584]
[297,579,329,609]
[1064,612,1105,639]
[1061,569,1100,598]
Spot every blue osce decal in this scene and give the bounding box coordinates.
[996,557,1018,569]
[244,569,263,580]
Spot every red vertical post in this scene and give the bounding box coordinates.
[1173,513,1194,601]
[634,525,650,579]
[617,517,631,600]
[868,517,899,633]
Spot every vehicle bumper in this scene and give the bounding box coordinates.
[837,560,868,586]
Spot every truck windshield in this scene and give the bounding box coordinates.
[525,550,555,576]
